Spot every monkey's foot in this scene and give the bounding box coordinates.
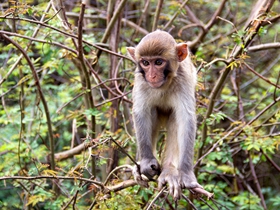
[179,171,203,189]
[158,167,181,199]
[190,187,214,199]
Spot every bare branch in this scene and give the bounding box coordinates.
[248,42,280,51]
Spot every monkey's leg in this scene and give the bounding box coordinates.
[158,112,181,199]
[175,104,203,191]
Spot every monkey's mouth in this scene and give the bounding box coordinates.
[148,81,164,88]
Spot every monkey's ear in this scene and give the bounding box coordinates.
[176,43,188,62]
[127,47,136,61]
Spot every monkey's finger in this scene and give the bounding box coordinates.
[158,177,167,190]
[169,179,181,200]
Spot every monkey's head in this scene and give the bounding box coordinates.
[127,30,188,88]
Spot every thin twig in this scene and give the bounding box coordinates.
[146,186,167,210]
[152,0,164,31]
[249,154,267,209]
[181,194,198,210]
[104,165,134,185]
[244,62,280,89]
[109,137,138,166]
[231,96,280,140]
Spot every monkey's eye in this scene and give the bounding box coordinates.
[155,59,163,65]
[142,60,150,66]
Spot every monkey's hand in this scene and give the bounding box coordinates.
[140,158,161,180]
[179,171,203,189]
[133,158,160,188]
[158,167,181,200]
[132,164,149,188]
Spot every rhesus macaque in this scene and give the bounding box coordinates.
[127,30,202,199]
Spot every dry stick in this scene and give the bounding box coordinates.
[1,34,56,173]
[196,197,215,210]
[132,0,150,38]
[54,139,97,161]
[152,0,163,31]
[261,150,280,172]
[0,2,51,86]
[121,18,149,35]
[249,155,267,209]
[109,137,138,166]
[146,186,167,210]
[198,0,276,171]
[96,0,127,57]
[248,42,280,51]
[105,179,137,193]
[210,198,231,210]
[62,189,79,210]
[95,90,132,107]
[65,12,149,35]
[244,62,280,89]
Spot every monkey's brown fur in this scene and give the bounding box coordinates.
[127,30,202,199]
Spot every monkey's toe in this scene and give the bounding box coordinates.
[158,168,182,199]
[179,171,202,189]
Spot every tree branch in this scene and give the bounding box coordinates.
[1,34,56,173]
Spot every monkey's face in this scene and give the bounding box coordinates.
[127,30,188,89]
[138,57,170,88]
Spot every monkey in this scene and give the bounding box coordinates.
[127,30,203,199]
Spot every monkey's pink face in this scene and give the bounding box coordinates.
[139,57,169,88]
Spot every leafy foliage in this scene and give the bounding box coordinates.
[0,0,279,209]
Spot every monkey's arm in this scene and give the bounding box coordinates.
[133,108,161,180]
[158,91,202,199]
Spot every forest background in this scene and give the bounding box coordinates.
[0,0,279,209]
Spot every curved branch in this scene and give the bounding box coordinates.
[0,30,77,54]
[1,34,56,172]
